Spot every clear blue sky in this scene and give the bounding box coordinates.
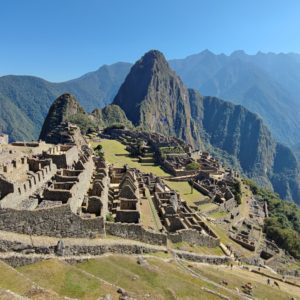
[1,0,300,81]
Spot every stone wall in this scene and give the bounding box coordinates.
[169,229,220,247]
[218,197,236,212]
[105,222,167,246]
[0,204,104,237]
[0,177,14,199]
[43,145,79,169]
[174,250,233,264]
[0,162,57,209]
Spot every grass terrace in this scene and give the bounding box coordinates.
[96,139,169,177]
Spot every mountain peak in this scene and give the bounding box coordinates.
[113,50,194,145]
[39,93,85,142]
[135,49,169,73]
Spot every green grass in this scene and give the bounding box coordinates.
[17,259,117,299]
[190,263,300,300]
[165,180,206,206]
[198,202,219,213]
[209,210,228,219]
[0,260,35,296]
[76,255,240,299]
[98,139,208,208]
[170,241,224,256]
[98,139,169,177]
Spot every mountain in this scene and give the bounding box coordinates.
[39,93,86,143]
[91,104,133,128]
[113,50,195,146]
[0,62,131,141]
[112,50,300,203]
[3,50,300,149]
[170,51,300,148]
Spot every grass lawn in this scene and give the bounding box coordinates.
[209,210,228,219]
[170,241,224,256]
[17,259,117,299]
[76,255,241,299]
[190,263,300,300]
[165,180,206,206]
[97,139,169,177]
[198,202,219,213]
[0,260,35,296]
[139,189,163,231]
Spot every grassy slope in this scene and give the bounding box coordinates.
[76,255,239,300]
[191,263,300,300]
[0,260,35,296]
[17,259,118,299]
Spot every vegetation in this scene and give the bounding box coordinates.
[68,113,97,134]
[93,144,104,158]
[231,180,242,205]
[186,161,200,170]
[98,139,169,177]
[17,259,117,299]
[106,212,114,222]
[244,178,300,259]
[159,146,184,155]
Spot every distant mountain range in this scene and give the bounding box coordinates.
[1,49,300,152]
[39,50,300,205]
[1,50,300,150]
[0,63,130,141]
[170,50,300,148]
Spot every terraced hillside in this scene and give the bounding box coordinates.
[0,255,299,299]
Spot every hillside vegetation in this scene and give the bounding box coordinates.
[244,179,300,258]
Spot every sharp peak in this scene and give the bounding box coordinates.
[53,93,81,105]
[138,49,168,65]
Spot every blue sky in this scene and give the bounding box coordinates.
[1,0,300,81]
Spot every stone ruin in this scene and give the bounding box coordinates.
[108,166,144,223]
[229,219,261,251]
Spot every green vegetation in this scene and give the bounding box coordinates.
[92,104,133,129]
[186,161,200,170]
[191,263,299,300]
[106,212,114,222]
[165,180,206,206]
[17,259,116,299]
[77,255,240,299]
[98,139,169,177]
[68,113,97,134]
[0,260,35,296]
[231,180,242,205]
[93,144,104,158]
[171,241,224,256]
[244,178,300,259]
[159,146,184,155]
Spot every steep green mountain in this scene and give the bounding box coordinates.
[189,91,300,201]
[113,50,195,146]
[170,51,300,148]
[112,50,300,203]
[0,62,131,141]
[91,104,133,128]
